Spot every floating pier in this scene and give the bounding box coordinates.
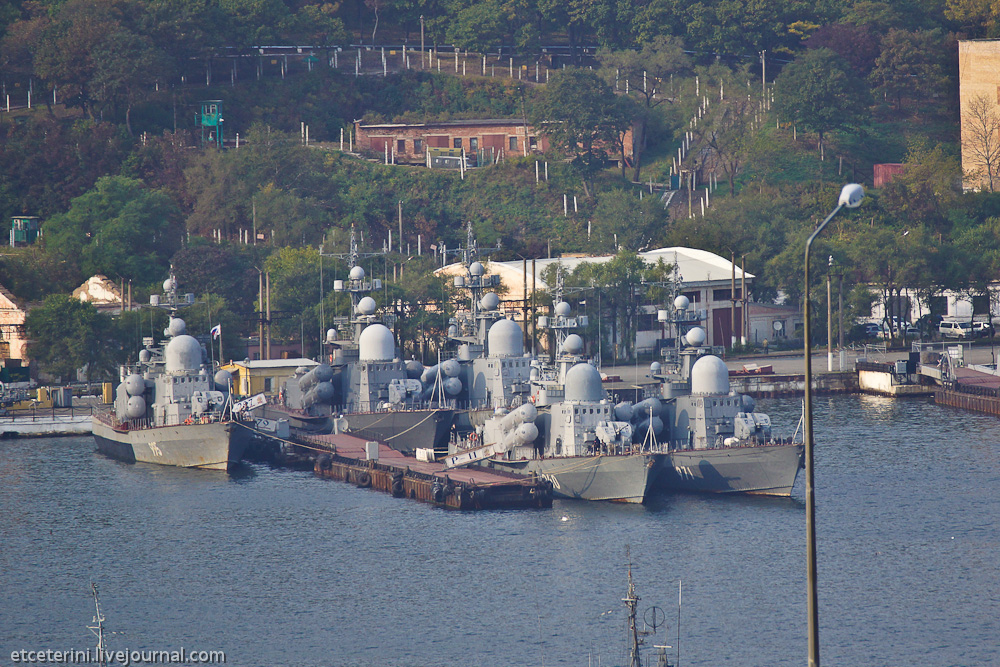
[295,432,553,510]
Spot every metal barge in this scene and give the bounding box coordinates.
[296,432,553,510]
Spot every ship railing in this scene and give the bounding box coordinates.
[95,408,235,431]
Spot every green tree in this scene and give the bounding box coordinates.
[773,48,871,160]
[869,29,948,111]
[44,176,184,283]
[26,295,116,382]
[530,68,631,197]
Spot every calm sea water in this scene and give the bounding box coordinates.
[1,395,998,667]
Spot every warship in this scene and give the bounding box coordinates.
[92,272,249,471]
[272,228,453,454]
[446,301,661,503]
[640,290,804,496]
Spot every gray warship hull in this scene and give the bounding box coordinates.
[657,443,804,496]
[92,415,248,471]
[484,453,662,503]
[344,408,454,455]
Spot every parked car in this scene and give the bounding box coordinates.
[864,323,882,338]
[903,324,920,338]
[939,320,973,339]
[973,321,994,338]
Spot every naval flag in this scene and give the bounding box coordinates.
[211,324,222,339]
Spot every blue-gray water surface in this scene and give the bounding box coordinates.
[2,395,998,666]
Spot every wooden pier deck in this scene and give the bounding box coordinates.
[295,432,553,510]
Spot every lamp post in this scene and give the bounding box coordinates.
[803,183,864,667]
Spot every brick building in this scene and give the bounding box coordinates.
[0,285,28,361]
[353,118,633,165]
[958,40,1000,191]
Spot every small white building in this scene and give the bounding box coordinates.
[72,275,128,314]
[869,285,999,324]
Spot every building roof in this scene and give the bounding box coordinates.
[437,247,754,295]
[356,118,526,130]
[72,275,123,305]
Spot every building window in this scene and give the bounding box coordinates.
[453,138,463,149]
[682,291,700,304]
[414,139,423,153]
[529,136,538,149]
[469,137,478,150]
[712,288,742,301]
[509,136,517,151]
[397,139,406,153]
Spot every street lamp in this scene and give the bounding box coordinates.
[803,183,863,667]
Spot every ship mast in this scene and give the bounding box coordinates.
[624,549,643,667]
[87,583,108,667]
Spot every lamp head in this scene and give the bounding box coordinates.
[838,183,865,209]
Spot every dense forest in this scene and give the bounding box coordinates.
[3,0,1000,379]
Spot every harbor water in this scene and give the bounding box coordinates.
[1,395,998,666]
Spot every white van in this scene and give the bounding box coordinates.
[939,320,972,339]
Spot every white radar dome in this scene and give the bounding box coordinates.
[124,374,145,396]
[691,355,730,395]
[356,296,377,316]
[125,395,146,419]
[359,324,395,361]
[555,301,571,317]
[469,261,485,277]
[685,326,707,347]
[165,335,202,372]
[488,319,524,358]
[649,361,661,374]
[162,277,176,292]
[674,295,690,310]
[562,334,584,355]
[349,266,365,280]
[326,328,338,343]
[138,350,152,363]
[214,369,233,391]
[564,363,604,402]
[167,317,186,336]
[479,292,500,311]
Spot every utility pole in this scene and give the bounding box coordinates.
[420,16,425,69]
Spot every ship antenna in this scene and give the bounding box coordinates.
[87,582,108,667]
[624,546,643,667]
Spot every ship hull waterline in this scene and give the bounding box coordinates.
[92,418,248,471]
[657,443,804,496]
[484,453,662,504]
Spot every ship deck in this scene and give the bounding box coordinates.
[294,432,552,510]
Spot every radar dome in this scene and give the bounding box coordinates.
[685,326,707,347]
[162,277,176,292]
[356,296,377,316]
[214,369,233,392]
[555,301,571,316]
[405,360,424,379]
[649,361,661,374]
[138,350,152,363]
[691,355,730,395]
[326,328,338,343]
[165,335,203,372]
[469,261,485,277]
[479,292,500,311]
[349,266,365,280]
[562,334,584,355]
[126,395,146,419]
[167,317,186,336]
[124,374,145,396]
[674,295,690,310]
[564,363,604,402]
[488,319,524,358]
[441,359,461,377]
[359,324,395,361]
